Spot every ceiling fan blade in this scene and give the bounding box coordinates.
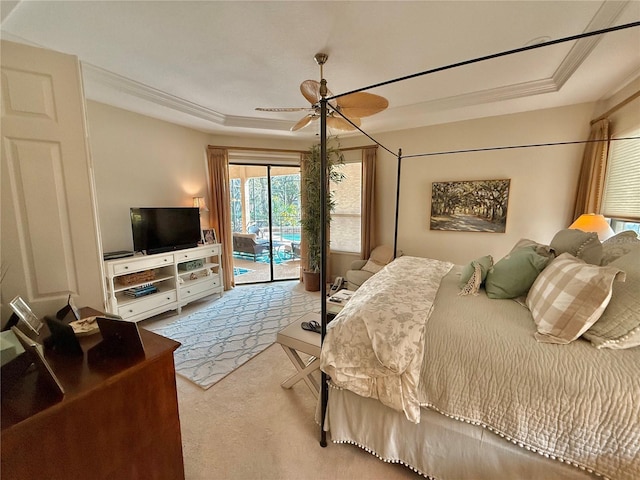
[255,107,313,112]
[300,80,321,104]
[336,92,389,118]
[326,115,360,131]
[291,114,318,131]
[300,80,336,106]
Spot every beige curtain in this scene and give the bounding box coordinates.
[361,147,377,259]
[299,152,309,281]
[573,119,610,220]
[206,147,234,290]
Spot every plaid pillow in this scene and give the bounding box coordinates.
[526,253,625,344]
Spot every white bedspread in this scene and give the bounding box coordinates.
[320,256,453,423]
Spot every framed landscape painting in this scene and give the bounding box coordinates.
[430,179,510,233]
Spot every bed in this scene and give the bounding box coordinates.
[319,237,640,480]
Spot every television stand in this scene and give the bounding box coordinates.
[104,244,224,322]
[103,250,134,260]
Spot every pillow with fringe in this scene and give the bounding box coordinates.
[458,255,493,296]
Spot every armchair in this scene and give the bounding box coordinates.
[345,245,395,290]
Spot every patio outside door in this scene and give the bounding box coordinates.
[229,164,301,284]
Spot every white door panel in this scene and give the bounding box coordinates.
[1,40,104,323]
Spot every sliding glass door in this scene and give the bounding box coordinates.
[229,164,301,284]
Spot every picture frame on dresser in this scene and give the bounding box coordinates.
[9,296,44,336]
[203,229,217,244]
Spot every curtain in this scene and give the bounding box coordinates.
[206,147,235,290]
[573,119,610,220]
[299,152,309,281]
[361,147,377,259]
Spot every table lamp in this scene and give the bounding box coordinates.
[569,213,615,241]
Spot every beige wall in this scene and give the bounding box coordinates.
[340,103,597,266]
[87,99,597,271]
[88,101,215,252]
[87,102,311,253]
[592,77,640,135]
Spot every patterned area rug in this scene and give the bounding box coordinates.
[149,281,319,389]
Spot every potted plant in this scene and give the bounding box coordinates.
[301,139,345,291]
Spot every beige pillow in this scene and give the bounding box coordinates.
[550,229,603,265]
[369,245,394,265]
[361,259,384,274]
[584,244,640,349]
[601,230,640,265]
[526,253,625,344]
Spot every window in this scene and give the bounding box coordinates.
[331,153,362,253]
[602,126,640,233]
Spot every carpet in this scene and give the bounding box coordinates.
[149,281,319,389]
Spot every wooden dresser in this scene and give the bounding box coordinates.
[1,326,184,480]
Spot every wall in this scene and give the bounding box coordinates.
[87,99,597,273]
[339,102,596,266]
[592,76,640,135]
[87,102,312,254]
[87,101,214,252]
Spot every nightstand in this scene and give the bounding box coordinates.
[326,289,355,316]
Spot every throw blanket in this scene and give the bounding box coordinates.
[321,256,453,423]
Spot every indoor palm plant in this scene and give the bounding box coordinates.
[301,139,344,291]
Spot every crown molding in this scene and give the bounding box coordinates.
[552,0,628,88]
[80,1,629,133]
[81,63,226,124]
[82,62,295,131]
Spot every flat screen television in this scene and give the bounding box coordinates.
[131,207,201,254]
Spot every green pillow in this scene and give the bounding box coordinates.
[459,255,493,288]
[550,229,603,265]
[485,246,551,299]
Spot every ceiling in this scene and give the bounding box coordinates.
[1,1,639,139]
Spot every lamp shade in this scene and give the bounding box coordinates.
[193,196,208,213]
[569,213,614,241]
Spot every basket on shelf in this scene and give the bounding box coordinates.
[117,269,156,286]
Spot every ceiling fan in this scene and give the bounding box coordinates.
[256,53,389,132]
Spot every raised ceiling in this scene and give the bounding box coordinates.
[1,1,639,138]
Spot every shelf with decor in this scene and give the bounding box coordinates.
[175,244,223,307]
[104,244,223,322]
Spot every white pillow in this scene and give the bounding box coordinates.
[526,253,625,344]
[361,259,384,274]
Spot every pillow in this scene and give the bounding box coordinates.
[361,259,384,274]
[369,245,394,265]
[459,255,493,296]
[509,238,554,259]
[526,253,625,344]
[601,230,640,265]
[459,255,493,286]
[583,244,640,349]
[485,246,551,299]
[550,229,603,265]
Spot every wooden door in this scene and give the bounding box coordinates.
[1,40,105,322]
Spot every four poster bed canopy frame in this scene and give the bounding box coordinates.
[315,20,640,448]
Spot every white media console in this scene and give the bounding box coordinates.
[104,244,224,322]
